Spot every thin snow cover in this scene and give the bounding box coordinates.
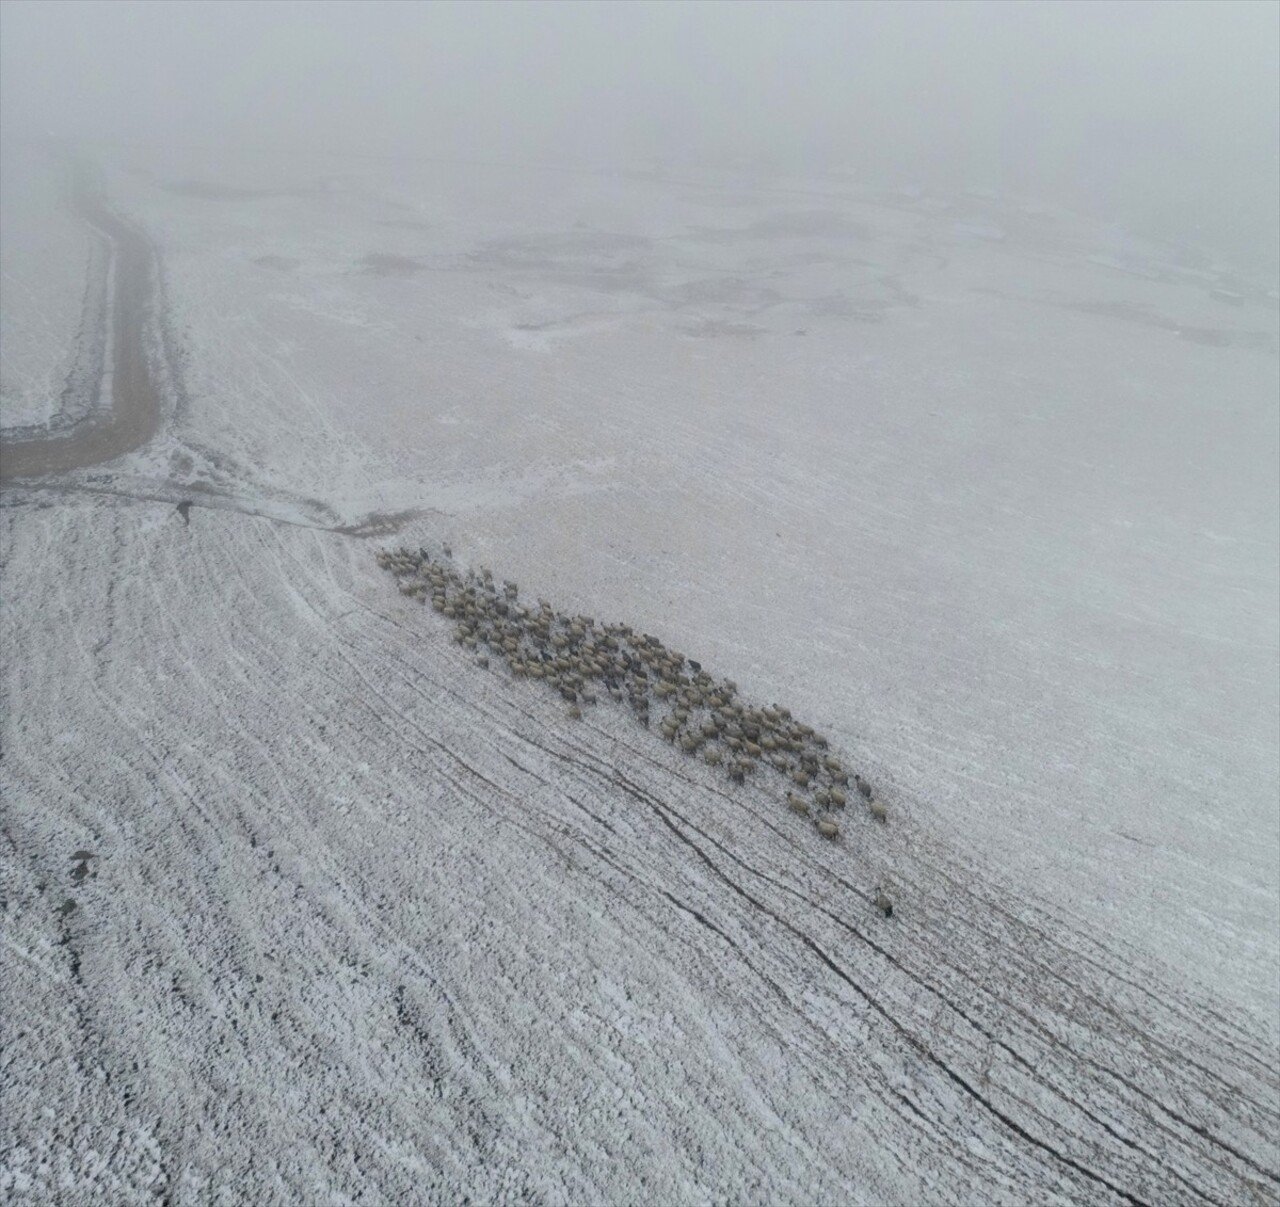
[2,146,1278,1204]
[0,144,101,431]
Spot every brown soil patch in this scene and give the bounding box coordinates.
[358,253,423,277]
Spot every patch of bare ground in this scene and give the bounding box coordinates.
[749,210,872,239]
[376,219,433,232]
[681,319,766,339]
[1064,300,1277,351]
[253,255,300,272]
[332,508,433,538]
[357,253,424,276]
[158,179,274,200]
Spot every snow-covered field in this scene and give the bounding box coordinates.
[0,144,103,431]
[2,145,1278,1204]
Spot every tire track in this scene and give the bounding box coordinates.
[7,487,1276,1203]
[530,692,1279,1186]
[452,680,1270,1204]
[165,507,1280,1199]
[618,775,1152,1207]
[325,553,1277,1184]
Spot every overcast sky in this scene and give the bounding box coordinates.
[2,0,1277,265]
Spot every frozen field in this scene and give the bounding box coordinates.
[0,144,102,431]
[2,144,1278,1204]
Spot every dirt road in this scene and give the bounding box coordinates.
[0,165,163,482]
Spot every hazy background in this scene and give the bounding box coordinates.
[1,0,1278,269]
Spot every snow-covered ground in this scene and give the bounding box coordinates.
[0,143,102,431]
[3,145,1277,1203]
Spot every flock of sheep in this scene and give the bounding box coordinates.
[378,546,895,913]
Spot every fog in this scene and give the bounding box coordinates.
[2,0,1277,267]
[4,2,1280,1201]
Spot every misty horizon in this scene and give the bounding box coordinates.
[3,2,1278,1202]
[2,0,1277,270]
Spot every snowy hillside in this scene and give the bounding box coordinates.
[2,144,1277,1204]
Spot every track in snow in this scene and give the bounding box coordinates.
[2,149,1277,1204]
[2,497,1276,1204]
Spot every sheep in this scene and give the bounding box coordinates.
[378,552,897,864]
